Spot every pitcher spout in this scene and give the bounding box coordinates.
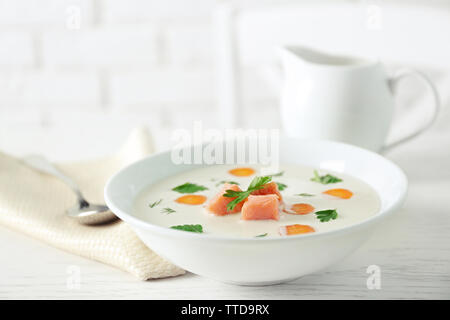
[278,46,308,71]
[278,45,377,69]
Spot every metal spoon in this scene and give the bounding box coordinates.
[23,155,118,225]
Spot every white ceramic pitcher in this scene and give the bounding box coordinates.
[279,46,440,152]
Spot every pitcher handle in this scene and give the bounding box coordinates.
[382,68,440,153]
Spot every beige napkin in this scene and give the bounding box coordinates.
[0,127,185,280]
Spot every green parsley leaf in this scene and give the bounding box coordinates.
[172,183,208,194]
[315,209,338,222]
[222,189,243,197]
[215,180,239,187]
[276,182,287,191]
[269,171,284,177]
[255,233,268,238]
[161,207,176,214]
[149,199,162,208]
[170,224,203,233]
[248,176,272,190]
[310,170,342,184]
[224,175,273,211]
[224,190,251,211]
[296,193,315,197]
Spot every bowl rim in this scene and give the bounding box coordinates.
[104,138,408,242]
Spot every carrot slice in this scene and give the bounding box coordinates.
[286,203,315,215]
[175,195,207,205]
[323,188,353,199]
[279,224,315,236]
[228,167,255,177]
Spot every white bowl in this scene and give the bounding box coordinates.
[104,137,407,285]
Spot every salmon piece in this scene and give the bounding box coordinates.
[279,224,315,236]
[323,188,353,199]
[241,194,279,221]
[206,183,244,215]
[250,182,283,201]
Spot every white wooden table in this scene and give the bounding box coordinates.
[0,124,449,299]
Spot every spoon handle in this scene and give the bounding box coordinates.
[22,155,85,201]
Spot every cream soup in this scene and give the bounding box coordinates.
[133,164,381,238]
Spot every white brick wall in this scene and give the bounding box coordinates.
[0,0,361,133]
[0,32,34,67]
[0,70,100,108]
[166,25,212,66]
[42,27,159,67]
[0,0,221,130]
[0,0,448,140]
[0,0,94,27]
[101,0,215,23]
[110,68,214,107]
